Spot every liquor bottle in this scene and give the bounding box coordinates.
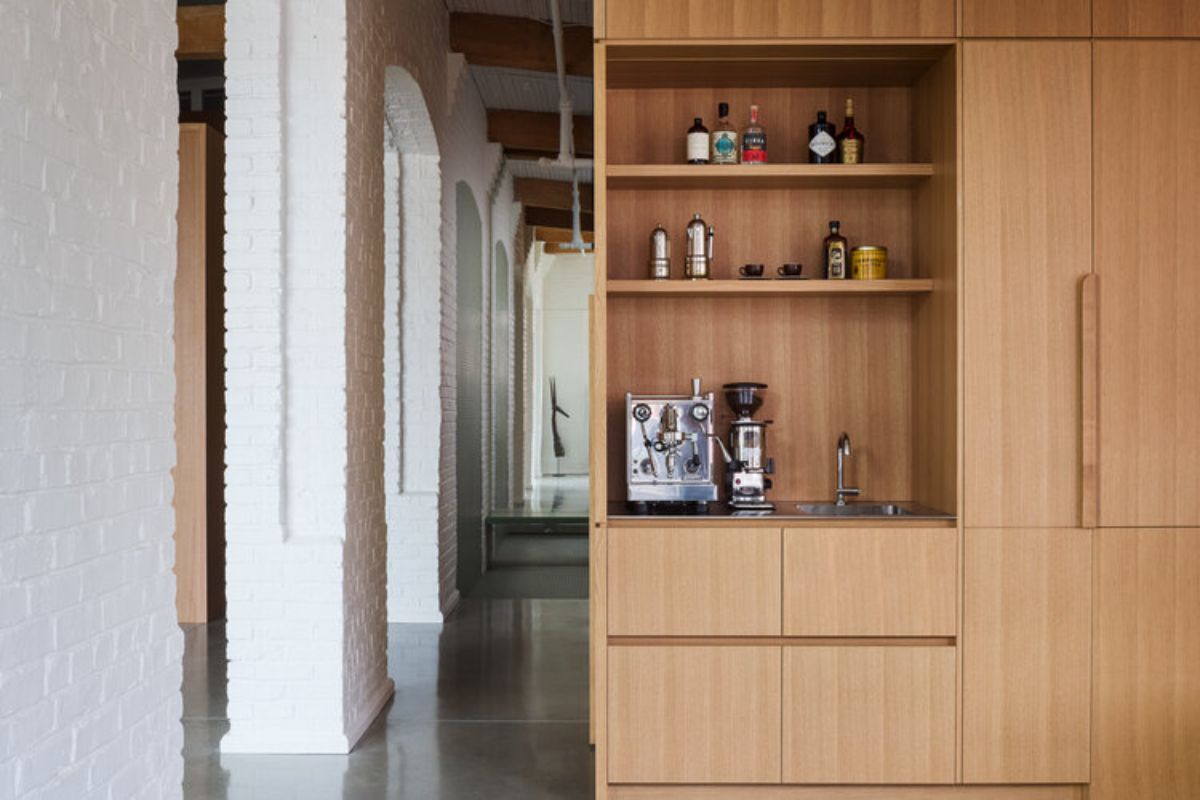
[808,110,837,164]
[740,105,767,164]
[824,220,849,280]
[837,97,865,164]
[686,117,709,164]
[710,102,739,165]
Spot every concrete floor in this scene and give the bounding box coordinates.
[182,599,594,799]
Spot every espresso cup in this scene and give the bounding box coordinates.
[777,262,803,277]
[739,263,765,277]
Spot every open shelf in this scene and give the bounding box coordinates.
[607,163,934,190]
[607,279,934,297]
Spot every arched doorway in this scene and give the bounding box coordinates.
[492,242,512,508]
[455,181,485,595]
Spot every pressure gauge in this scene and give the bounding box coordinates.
[690,404,710,422]
[632,403,652,422]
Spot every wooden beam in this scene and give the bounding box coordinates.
[516,178,594,212]
[525,206,594,231]
[535,226,595,245]
[489,110,594,158]
[177,6,225,61]
[450,13,593,77]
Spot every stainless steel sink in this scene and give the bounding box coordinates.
[796,502,914,517]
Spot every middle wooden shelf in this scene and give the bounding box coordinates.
[606,163,935,190]
[607,278,934,297]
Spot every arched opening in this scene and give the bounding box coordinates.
[454,181,486,596]
[491,242,512,508]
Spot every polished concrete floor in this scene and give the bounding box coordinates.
[182,599,593,799]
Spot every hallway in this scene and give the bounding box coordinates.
[182,600,592,799]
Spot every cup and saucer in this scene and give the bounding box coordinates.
[776,263,806,280]
[738,263,767,280]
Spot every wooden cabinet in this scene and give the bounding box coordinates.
[963,0,1092,36]
[782,528,956,636]
[962,42,1093,530]
[1094,42,1200,528]
[783,646,956,784]
[604,0,954,39]
[608,527,781,636]
[1094,0,1200,36]
[963,529,1092,784]
[1092,529,1200,800]
[607,646,781,784]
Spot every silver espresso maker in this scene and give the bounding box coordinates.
[626,378,719,513]
[684,212,714,279]
[714,382,775,512]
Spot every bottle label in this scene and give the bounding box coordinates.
[841,139,862,164]
[711,131,738,164]
[828,244,847,279]
[687,132,709,162]
[810,130,836,158]
[742,131,767,163]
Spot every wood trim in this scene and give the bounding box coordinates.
[177,5,224,61]
[1080,274,1099,528]
[607,279,934,297]
[488,110,594,157]
[516,178,594,212]
[610,637,956,647]
[450,12,593,76]
[609,786,1087,799]
[604,515,957,529]
[606,163,934,190]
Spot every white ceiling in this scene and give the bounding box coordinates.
[507,158,593,184]
[471,66,593,115]
[444,0,592,26]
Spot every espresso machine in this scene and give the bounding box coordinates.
[684,212,715,279]
[714,382,776,512]
[626,378,719,513]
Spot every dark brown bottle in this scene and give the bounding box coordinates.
[687,117,709,164]
[837,97,865,164]
[808,111,837,164]
[824,220,848,279]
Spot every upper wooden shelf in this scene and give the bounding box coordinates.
[607,163,934,190]
[607,279,934,297]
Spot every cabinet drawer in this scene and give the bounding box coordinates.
[783,646,956,784]
[608,646,782,784]
[783,528,957,636]
[608,527,781,637]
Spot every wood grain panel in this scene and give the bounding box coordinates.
[963,42,1092,529]
[1094,0,1200,36]
[609,527,782,636]
[783,646,956,783]
[609,786,1086,799]
[605,0,955,38]
[608,646,781,784]
[962,0,1091,36]
[783,528,956,636]
[606,87,915,166]
[962,529,1092,784]
[1095,42,1200,527]
[607,297,914,504]
[175,124,225,625]
[1092,529,1200,800]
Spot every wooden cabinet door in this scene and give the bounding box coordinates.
[608,646,781,784]
[963,529,1092,784]
[962,42,1093,529]
[783,646,956,784]
[963,0,1092,36]
[604,0,954,39]
[1094,0,1200,36]
[1092,529,1200,800]
[783,528,957,636]
[608,527,781,636]
[1095,42,1200,527]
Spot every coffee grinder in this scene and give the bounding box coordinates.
[715,382,775,511]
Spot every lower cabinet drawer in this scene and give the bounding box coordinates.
[608,645,782,784]
[783,646,957,784]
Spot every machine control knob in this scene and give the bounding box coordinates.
[632,403,652,422]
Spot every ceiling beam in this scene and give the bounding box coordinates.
[534,226,595,245]
[450,13,593,77]
[177,5,225,61]
[489,110,593,158]
[525,206,594,232]
[515,178,593,213]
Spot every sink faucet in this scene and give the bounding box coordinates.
[836,432,861,506]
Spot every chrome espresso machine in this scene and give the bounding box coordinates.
[626,378,719,513]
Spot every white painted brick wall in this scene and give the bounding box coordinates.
[0,1,183,797]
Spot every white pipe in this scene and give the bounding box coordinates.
[548,0,573,162]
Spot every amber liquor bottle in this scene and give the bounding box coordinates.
[808,111,837,164]
[824,220,849,279]
[837,98,865,164]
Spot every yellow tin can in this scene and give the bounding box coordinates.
[851,246,888,280]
